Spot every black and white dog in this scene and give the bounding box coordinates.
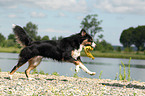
[9,24,96,79]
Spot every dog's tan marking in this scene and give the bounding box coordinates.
[9,67,18,75]
[82,39,91,45]
[25,56,42,79]
[9,56,43,79]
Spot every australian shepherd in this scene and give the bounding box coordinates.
[9,24,96,80]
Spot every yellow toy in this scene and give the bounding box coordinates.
[84,46,95,60]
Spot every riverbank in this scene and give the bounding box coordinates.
[0,47,20,53]
[81,51,145,60]
[1,47,145,59]
[0,72,145,95]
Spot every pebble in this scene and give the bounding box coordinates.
[0,72,145,95]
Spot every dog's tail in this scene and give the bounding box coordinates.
[12,24,33,46]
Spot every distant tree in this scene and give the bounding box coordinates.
[116,46,122,52]
[52,36,57,40]
[80,14,103,38]
[58,36,63,40]
[4,40,16,47]
[124,47,133,53]
[6,33,17,47]
[120,27,134,48]
[95,40,113,52]
[98,34,103,39]
[120,25,145,51]
[132,25,145,51]
[101,40,114,51]
[35,35,41,41]
[23,22,38,40]
[42,35,49,40]
[8,34,15,42]
[0,33,6,46]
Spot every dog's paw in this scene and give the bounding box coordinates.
[90,72,96,76]
[75,65,80,73]
[75,69,78,73]
[9,75,13,80]
[75,68,79,73]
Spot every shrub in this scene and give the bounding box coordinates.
[118,57,132,81]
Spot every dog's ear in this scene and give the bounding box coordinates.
[80,29,86,36]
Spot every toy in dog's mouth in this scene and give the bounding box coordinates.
[84,46,95,60]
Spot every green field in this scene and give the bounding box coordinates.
[0,47,145,60]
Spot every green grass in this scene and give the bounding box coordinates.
[52,72,59,76]
[0,47,20,53]
[118,57,132,81]
[73,73,79,78]
[32,68,49,75]
[81,51,145,59]
[99,71,103,79]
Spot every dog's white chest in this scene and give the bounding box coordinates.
[72,45,84,60]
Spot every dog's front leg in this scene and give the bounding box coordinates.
[74,61,96,75]
[75,56,82,73]
[75,65,80,73]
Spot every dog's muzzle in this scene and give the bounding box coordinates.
[91,42,96,48]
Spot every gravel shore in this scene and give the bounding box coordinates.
[0,72,145,96]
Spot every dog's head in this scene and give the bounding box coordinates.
[79,29,96,48]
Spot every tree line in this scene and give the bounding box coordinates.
[0,22,65,48]
[1,14,144,53]
[0,14,115,52]
[120,25,145,51]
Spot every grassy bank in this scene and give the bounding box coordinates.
[0,47,20,53]
[0,47,145,60]
[81,51,145,60]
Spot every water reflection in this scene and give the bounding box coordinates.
[119,63,145,69]
[0,53,145,82]
[83,61,112,65]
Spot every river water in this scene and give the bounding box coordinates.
[0,53,145,82]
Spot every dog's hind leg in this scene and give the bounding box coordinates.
[25,56,43,80]
[9,57,29,79]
